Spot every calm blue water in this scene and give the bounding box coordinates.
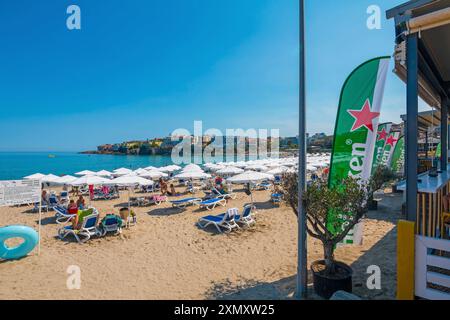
[0,152,176,180]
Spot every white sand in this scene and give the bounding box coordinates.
[0,186,401,300]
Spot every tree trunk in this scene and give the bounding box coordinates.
[323,242,335,275]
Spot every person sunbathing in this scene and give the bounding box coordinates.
[166,184,178,196]
[76,195,86,210]
[71,208,94,230]
[68,200,78,215]
[159,178,168,195]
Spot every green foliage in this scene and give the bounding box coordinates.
[281,173,376,274]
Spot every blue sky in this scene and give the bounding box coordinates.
[0,0,429,151]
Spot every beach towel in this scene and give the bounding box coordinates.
[78,208,94,225]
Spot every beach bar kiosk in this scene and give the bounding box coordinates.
[387,0,450,299]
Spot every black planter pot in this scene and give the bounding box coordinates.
[311,260,353,299]
[368,199,378,211]
[392,185,402,194]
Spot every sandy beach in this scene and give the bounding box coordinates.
[0,186,402,300]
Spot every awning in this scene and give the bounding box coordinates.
[387,0,450,108]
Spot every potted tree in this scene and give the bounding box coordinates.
[367,166,396,210]
[281,174,369,299]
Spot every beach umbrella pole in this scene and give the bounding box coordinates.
[38,195,42,256]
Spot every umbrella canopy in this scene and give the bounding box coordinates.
[245,164,269,172]
[158,165,181,172]
[182,164,203,172]
[69,175,111,186]
[139,170,168,179]
[54,175,78,184]
[174,171,211,180]
[24,173,46,180]
[227,171,274,184]
[75,170,96,176]
[41,174,61,184]
[216,167,245,175]
[307,165,319,172]
[95,170,113,177]
[113,168,133,176]
[134,168,149,175]
[109,175,154,186]
[266,166,290,175]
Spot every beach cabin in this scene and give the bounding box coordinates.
[386,0,450,299]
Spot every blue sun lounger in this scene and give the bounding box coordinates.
[195,197,227,211]
[54,205,77,224]
[170,197,202,208]
[58,211,101,244]
[198,208,239,233]
[235,205,256,228]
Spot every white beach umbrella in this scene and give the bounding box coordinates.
[245,164,269,172]
[95,170,113,177]
[227,171,274,184]
[24,173,46,180]
[181,164,203,172]
[110,175,154,187]
[41,174,61,184]
[307,165,319,172]
[216,167,245,175]
[139,170,168,179]
[158,165,182,173]
[70,175,111,186]
[233,162,247,169]
[75,170,96,176]
[54,175,77,185]
[174,171,211,180]
[134,168,148,175]
[267,166,290,175]
[113,168,133,176]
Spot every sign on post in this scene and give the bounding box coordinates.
[0,180,41,207]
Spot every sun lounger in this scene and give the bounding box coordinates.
[54,205,77,224]
[257,181,272,191]
[198,208,239,233]
[48,195,59,210]
[99,214,123,236]
[212,187,237,200]
[271,193,282,204]
[58,210,101,243]
[235,205,256,228]
[194,197,227,210]
[32,202,49,213]
[274,175,282,185]
[170,197,202,208]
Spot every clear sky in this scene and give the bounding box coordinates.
[0,0,430,151]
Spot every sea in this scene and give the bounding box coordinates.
[0,152,176,181]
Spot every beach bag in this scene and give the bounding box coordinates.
[101,214,123,229]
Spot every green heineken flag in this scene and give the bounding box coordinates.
[380,131,400,168]
[390,136,405,175]
[436,142,441,159]
[371,122,392,173]
[328,56,390,245]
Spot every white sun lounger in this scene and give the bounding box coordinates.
[194,197,227,211]
[58,211,101,244]
[170,198,202,208]
[54,205,77,224]
[198,208,239,233]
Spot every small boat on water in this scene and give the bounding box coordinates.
[48,154,56,158]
